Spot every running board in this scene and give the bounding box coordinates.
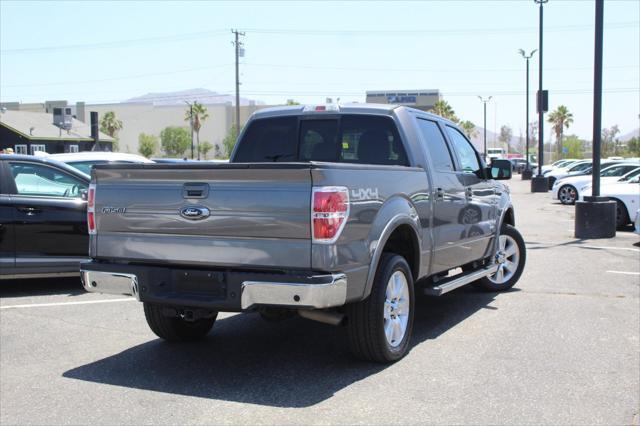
[423,264,499,296]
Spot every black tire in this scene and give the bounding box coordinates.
[558,184,578,205]
[547,176,556,190]
[347,253,415,363]
[476,224,526,292]
[143,303,216,341]
[615,200,630,229]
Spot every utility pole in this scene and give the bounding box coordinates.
[478,96,492,162]
[519,48,537,180]
[232,29,245,137]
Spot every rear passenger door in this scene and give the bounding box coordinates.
[444,126,497,261]
[415,118,468,274]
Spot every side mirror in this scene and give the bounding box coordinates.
[488,159,512,180]
[81,189,88,201]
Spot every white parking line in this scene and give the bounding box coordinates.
[579,245,640,253]
[0,298,136,310]
[606,271,640,276]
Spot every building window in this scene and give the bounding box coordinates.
[69,145,79,153]
[30,144,46,155]
[15,145,27,154]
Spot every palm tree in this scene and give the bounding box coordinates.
[185,101,209,159]
[432,100,458,123]
[547,105,573,159]
[459,120,477,139]
[99,111,123,151]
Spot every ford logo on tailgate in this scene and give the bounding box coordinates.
[180,206,210,220]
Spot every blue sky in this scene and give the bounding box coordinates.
[1,0,638,140]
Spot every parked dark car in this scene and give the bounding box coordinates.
[0,154,90,279]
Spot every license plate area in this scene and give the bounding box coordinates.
[172,270,227,300]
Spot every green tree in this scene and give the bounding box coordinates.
[185,101,209,159]
[160,126,191,157]
[562,135,584,159]
[627,136,640,157]
[547,105,574,158]
[601,125,621,157]
[499,125,513,152]
[432,100,458,122]
[99,111,123,152]
[222,126,238,158]
[459,120,477,139]
[137,133,158,158]
[286,99,300,105]
[200,141,213,159]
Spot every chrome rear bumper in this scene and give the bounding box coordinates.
[81,270,140,300]
[81,265,347,310]
[240,274,347,309]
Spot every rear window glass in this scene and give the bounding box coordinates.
[233,116,298,162]
[233,114,408,166]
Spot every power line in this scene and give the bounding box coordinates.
[0,30,229,55]
[1,64,234,88]
[1,21,636,55]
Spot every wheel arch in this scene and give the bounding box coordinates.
[361,212,422,301]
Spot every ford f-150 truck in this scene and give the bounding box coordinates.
[81,104,525,363]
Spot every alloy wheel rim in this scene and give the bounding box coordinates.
[488,234,520,284]
[559,186,576,204]
[383,271,410,347]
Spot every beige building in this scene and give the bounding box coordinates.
[85,103,268,156]
[2,100,268,157]
[365,90,441,112]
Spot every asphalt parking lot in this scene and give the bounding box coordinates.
[1,178,639,425]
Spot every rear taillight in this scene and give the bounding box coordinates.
[312,186,349,244]
[87,183,96,235]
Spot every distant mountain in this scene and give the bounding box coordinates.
[621,128,639,141]
[123,88,260,106]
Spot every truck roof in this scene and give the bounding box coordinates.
[251,103,448,123]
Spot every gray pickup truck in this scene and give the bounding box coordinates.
[81,104,525,363]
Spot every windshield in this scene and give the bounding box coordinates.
[569,162,591,172]
[66,160,136,174]
[619,168,640,181]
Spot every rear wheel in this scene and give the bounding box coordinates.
[143,303,217,341]
[558,184,578,205]
[476,224,526,292]
[347,254,415,363]
[615,200,630,229]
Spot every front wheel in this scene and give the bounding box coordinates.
[476,224,526,292]
[558,184,578,205]
[615,200,630,229]
[347,253,415,363]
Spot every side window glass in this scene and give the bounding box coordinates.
[9,162,87,198]
[340,115,408,166]
[416,118,455,171]
[299,120,338,162]
[446,126,481,173]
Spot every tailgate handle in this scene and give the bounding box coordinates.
[182,183,209,199]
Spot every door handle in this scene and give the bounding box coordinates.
[435,188,444,201]
[17,207,42,216]
[465,187,473,199]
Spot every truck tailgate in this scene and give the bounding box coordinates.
[92,165,312,269]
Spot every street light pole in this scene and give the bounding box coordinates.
[575,0,616,239]
[519,48,537,180]
[531,0,550,192]
[478,96,492,161]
